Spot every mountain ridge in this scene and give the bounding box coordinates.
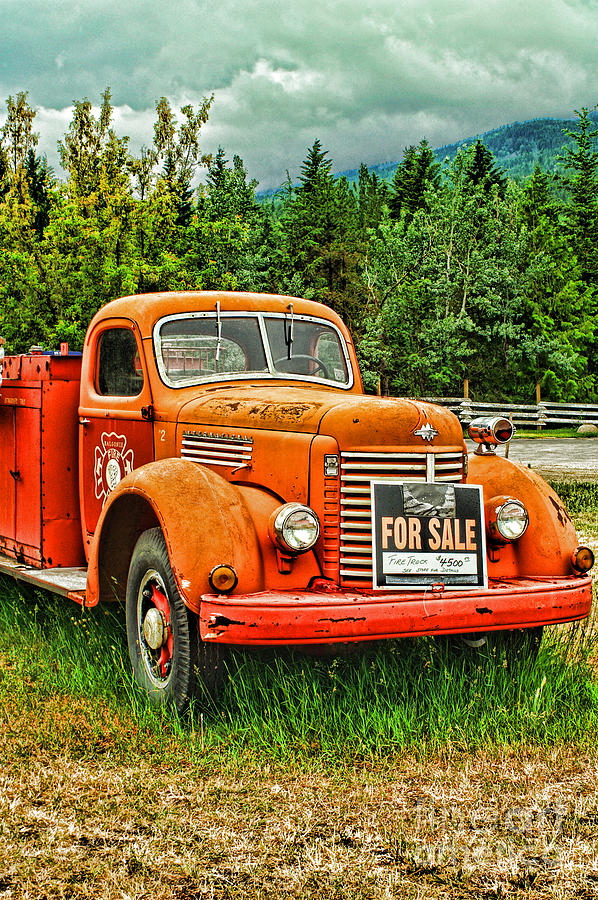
[258,111,598,198]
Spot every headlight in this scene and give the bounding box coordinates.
[269,503,320,553]
[487,496,529,543]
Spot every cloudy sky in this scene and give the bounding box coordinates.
[1,0,597,189]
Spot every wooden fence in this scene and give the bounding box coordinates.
[422,397,598,428]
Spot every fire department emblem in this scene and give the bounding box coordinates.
[95,432,134,501]
[413,422,439,442]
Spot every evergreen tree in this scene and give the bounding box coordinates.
[389,140,441,223]
[520,163,558,236]
[356,163,388,232]
[206,146,228,192]
[186,151,269,291]
[298,139,334,194]
[559,107,598,285]
[275,142,367,326]
[23,150,54,239]
[466,139,507,196]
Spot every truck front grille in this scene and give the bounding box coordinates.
[181,431,253,471]
[339,451,464,587]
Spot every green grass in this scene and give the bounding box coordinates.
[513,427,598,439]
[1,573,597,764]
[549,479,598,511]
[217,627,598,758]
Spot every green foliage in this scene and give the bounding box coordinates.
[1,91,38,174]
[389,139,440,223]
[548,480,598,512]
[435,114,598,180]
[0,96,597,401]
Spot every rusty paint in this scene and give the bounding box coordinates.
[469,453,582,578]
[209,615,246,628]
[317,616,367,623]
[86,460,268,609]
[549,495,571,527]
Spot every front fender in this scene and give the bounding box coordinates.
[468,453,579,577]
[85,459,264,611]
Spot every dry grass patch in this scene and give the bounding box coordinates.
[0,747,597,899]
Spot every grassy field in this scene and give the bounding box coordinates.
[0,481,597,898]
[511,428,589,439]
[475,427,598,440]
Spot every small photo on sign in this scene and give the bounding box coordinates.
[402,484,456,518]
[371,481,487,591]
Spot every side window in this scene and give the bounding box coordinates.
[97,329,143,397]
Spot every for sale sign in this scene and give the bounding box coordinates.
[371,482,487,590]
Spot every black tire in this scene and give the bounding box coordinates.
[450,626,544,664]
[126,527,225,713]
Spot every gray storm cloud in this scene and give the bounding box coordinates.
[1,0,597,187]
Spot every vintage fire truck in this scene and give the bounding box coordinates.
[0,292,594,711]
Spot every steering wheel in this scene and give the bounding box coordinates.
[274,354,331,379]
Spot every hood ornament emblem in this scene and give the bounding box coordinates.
[414,422,439,442]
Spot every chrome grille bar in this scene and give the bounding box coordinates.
[181,432,253,470]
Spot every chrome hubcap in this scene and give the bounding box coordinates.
[142,607,168,650]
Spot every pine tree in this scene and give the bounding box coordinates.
[206,147,228,192]
[389,145,417,220]
[389,140,441,223]
[356,164,388,231]
[559,108,598,284]
[466,140,507,196]
[298,140,334,194]
[521,164,556,230]
[24,149,54,238]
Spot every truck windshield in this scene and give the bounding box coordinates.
[158,316,268,384]
[154,312,351,387]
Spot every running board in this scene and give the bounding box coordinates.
[0,554,87,604]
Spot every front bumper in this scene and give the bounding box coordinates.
[199,575,593,645]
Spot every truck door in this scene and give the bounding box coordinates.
[79,319,154,556]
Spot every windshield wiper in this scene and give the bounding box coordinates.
[215,300,222,363]
[285,302,294,359]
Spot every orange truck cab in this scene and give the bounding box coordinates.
[0,291,594,711]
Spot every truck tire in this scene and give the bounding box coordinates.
[126,527,225,713]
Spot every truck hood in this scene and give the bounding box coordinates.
[176,385,464,449]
